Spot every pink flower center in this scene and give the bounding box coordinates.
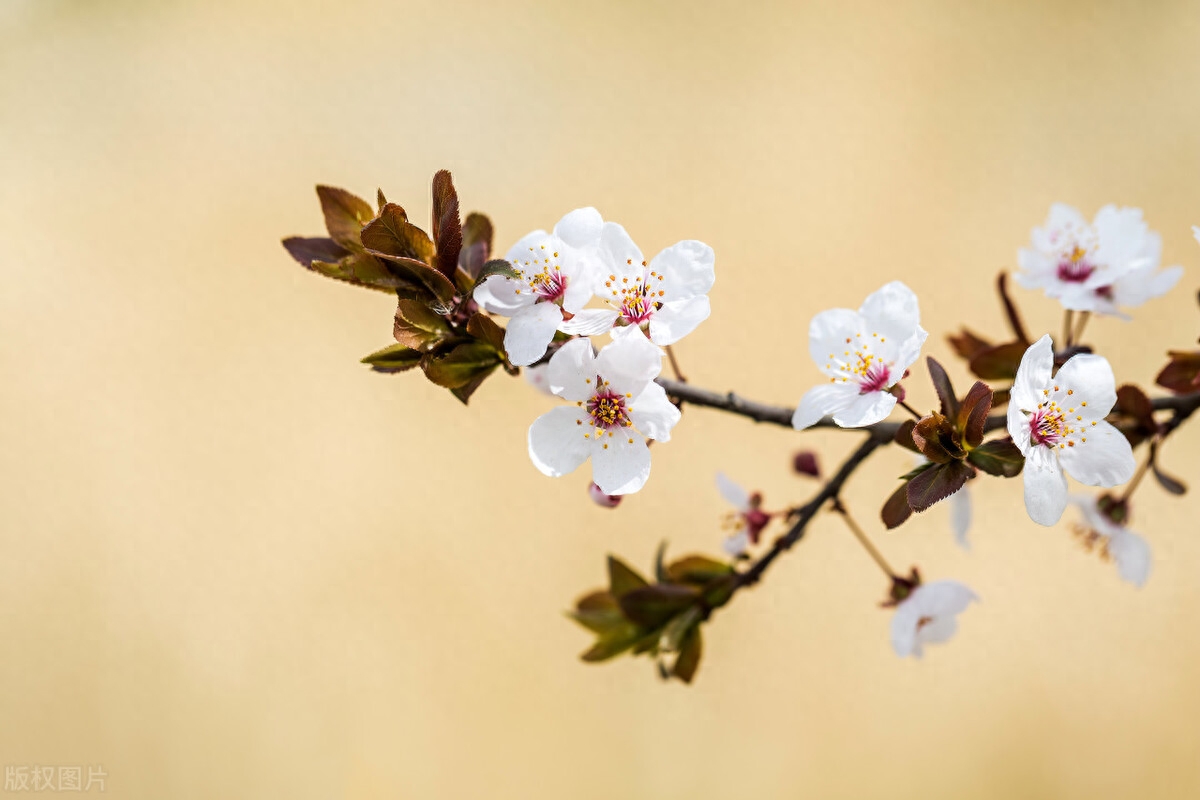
[1056,246,1095,283]
[603,261,666,326]
[1027,388,1094,450]
[857,361,891,394]
[587,386,631,430]
[529,268,568,302]
[1028,407,1066,445]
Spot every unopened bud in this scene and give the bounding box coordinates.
[588,482,622,508]
[792,450,821,478]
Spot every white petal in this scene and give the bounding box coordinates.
[1193,225,1200,245]
[890,604,920,658]
[504,302,564,367]
[547,337,597,400]
[892,327,930,375]
[598,222,645,280]
[528,406,592,477]
[858,281,922,342]
[1112,264,1184,309]
[503,229,551,263]
[523,364,555,396]
[628,382,680,442]
[650,240,715,303]
[559,261,594,314]
[559,308,620,336]
[808,308,864,372]
[915,580,979,616]
[1022,446,1068,526]
[715,472,751,511]
[1093,205,1149,271]
[1109,530,1151,588]
[591,433,651,495]
[723,529,750,557]
[950,486,972,551]
[1010,334,1054,411]
[832,389,898,428]
[552,207,604,250]
[791,382,859,431]
[1054,353,1117,416]
[1008,400,1032,455]
[916,614,959,646]
[648,296,710,345]
[1058,420,1135,487]
[1069,493,1125,538]
[594,331,663,397]
[473,274,530,316]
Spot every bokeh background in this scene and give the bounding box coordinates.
[3,0,1200,797]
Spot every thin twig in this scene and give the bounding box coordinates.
[830,498,898,578]
[1072,311,1092,345]
[1063,309,1075,349]
[898,400,923,420]
[665,345,687,383]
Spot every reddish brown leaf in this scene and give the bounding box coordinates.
[881,483,913,529]
[926,356,958,419]
[958,381,993,448]
[906,460,974,512]
[431,170,462,280]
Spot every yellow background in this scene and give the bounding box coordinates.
[3,1,1200,797]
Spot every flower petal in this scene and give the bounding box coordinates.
[1093,204,1149,273]
[832,389,897,428]
[523,363,555,397]
[473,273,529,316]
[591,433,651,495]
[723,529,750,557]
[528,406,592,477]
[715,472,751,511]
[858,281,922,342]
[559,308,620,336]
[1109,529,1151,588]
[594,330,663,397]
[648,295,711,345]
[552,207,604,250]
[628,381,680,442]
[1022,445,1068,525]
[1010,334,1054,411]
[598,222,645,281]
[504,301,564,367]
[791,382,859,431]
[950,486,972,551]
[650,240,715,303]
[1058,420,1135,487]
[1054,353,1117,417]
[547,337,597,400]
[808,308,864,372]
[503,229,551,263]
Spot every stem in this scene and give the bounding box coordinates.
[665,345,687,383]
[1120,448,1154,502]
[830,498,897,579]
[1063,309,1075,349]
[1072,311,1092,344]
[898,400,923,420]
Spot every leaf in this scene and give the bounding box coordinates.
[911,412,962,463]
[1157,351,1200,394]
[282,236,349,267]
[607,555,649,598]
[958,381,993,449]
[376,188,387,211]
[617,584,699,628]
[881,483,913,529]
[991,388,1010,408]
[893,419,920,453]
[1114,384,1159,446]
[899,461,934,481]
[700,575,737,609]
[361,203,436,265]
[966,437,1024,477]
[366,249,457,306]
[665,556,734,586]
[421,341,500,389]
[969,341,1028,381]
[360,343,422,373]
[393,298,453,351]
[672,626,703,684]
[458,212,494,280]
[1153,462,1187,495]
[306,251,425,295]
[926,357,958,419]
[948,328,993,361]
[569,591,625,634]
[473,259,519,288]
[580,621,644,663]
[906,460,974,512]
[465,313,506,354]
[431,170,463,280]
[449,368,496,405]
[317,186,375,249]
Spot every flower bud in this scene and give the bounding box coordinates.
[588,482,622,508]
[792,450,820,478]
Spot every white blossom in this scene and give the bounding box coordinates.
[1007,335,1136,525]
[473,208,604,366]
[792,281,928,430]
[890,580,979,659]
[1069,495,1152,588]
[1016,204,1182,317]
[527,335,680,495]
[715,472,770,556]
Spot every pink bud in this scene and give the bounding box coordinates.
[792,451,821,478]
[588,482,622,508]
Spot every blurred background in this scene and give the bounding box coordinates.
[3,0,1200,797]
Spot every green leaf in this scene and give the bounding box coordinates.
[421,341,501,390]
[969,341,1027,381]
[881,482,913,529]
[906,460,974,513]
[926,356,958,419]
[449,367,497,405]
[653,541,670,584]
[958,381,993,449]
[967,438,1024,477]
[617,584,700,628]
[465,313,506,354]
[361,203,436,265]
[317,186,375,250]
[672,626,703,684]
[607,555,649,598]
[569,591,625,634]
[393,298,453,351]
[474,258,519,288]
[580,621,644,663]
[360,343,422,373]
[431,170,462,279]
[665,556,734,586]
